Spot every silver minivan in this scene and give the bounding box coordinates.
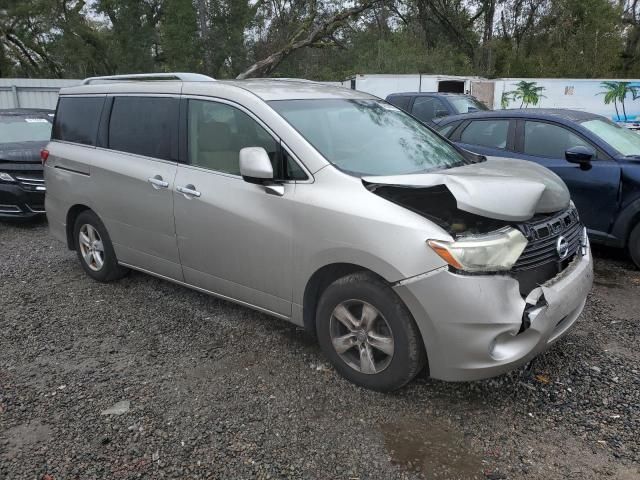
[44,73,593,391]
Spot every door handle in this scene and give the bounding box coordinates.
[176,184,201,198]
[148,175,169,189]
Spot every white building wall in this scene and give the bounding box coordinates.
[495,78,640,122]
[338,74,640,122]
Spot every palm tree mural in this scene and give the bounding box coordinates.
[598,81,638,122]
[511,81,546,108]
[500,91,513,109]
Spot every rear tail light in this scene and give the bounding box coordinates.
[40,149,49,164]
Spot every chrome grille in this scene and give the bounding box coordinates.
[513,206,583,271]
[0,204,21,213]
[15,173,46,192]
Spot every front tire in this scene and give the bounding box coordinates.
[629,222,640,269]
[316,271,426,392]
[73,210,129,282]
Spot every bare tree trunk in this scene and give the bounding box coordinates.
[195,0,212,73]
[481,0,496,76]
[236,0,382,79]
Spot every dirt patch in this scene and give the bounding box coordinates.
[381,416,484,479]
[2,419,52,460]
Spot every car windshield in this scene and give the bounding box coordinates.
[581,118,640,157]
[270,99,471,176]
[448,96,489,114]
[0,117,52,144]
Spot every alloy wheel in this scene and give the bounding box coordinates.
[79,224,105,272]
[329,299,394,374]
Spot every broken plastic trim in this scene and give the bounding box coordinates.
[520,289,547,333]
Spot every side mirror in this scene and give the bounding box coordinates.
[239,147,274,184]
[565,145,595,170]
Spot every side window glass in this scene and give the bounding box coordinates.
[53,96,104,146]
[387,96,411,112]
[438,123,456,137]
[108,97,177,160]
[524,121,593,158]
[188,100,278,175]
[283,150,308,180]
[460,120,509,149]
[411,97,448,123]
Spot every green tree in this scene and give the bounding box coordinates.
[96,0,162,73]
[160,0,201,71]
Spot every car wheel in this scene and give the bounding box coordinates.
[73,210,129,282]
[316,271,426,392]
[629,222,640,269]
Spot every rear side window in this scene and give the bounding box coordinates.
[386,96,411,112]
[52,96,104,146]
[108,96,178,161]
[460,120,509,149]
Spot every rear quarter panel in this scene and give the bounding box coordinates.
[44,141,95,244]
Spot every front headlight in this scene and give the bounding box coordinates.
[427,227,528,272]
[0,172,15,182]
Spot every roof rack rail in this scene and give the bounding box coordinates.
[82,72,215,85]
[257,77,320,84]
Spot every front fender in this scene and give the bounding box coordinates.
[292,245,447,308]
[610,197,640,247]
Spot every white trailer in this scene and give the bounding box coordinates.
[341,74,495,107]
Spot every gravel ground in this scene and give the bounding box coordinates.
[1,219,639,480]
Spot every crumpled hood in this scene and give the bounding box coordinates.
[362,157,570,222]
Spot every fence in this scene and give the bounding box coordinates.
[0,79,81,110]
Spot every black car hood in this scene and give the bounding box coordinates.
[0,141,47,164]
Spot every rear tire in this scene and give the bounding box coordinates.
[629,222,640,269]
[316,271,426,392]
[73,210,129,282]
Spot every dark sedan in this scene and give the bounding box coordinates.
[436,108,640,267]
[0,108,53,220]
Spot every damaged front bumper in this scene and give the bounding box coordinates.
[393,237,593,381]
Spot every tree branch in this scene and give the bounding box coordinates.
[237,0,383,79]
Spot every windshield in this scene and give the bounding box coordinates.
[448,96,489,114]
[270,99,471,176]
[0,117,52,144]
[581,118,640,156]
